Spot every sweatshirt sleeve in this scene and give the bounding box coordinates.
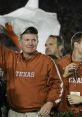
[5,23,21,50]
[0,45,5,66]
[47,59,63,105]
[0,44,7,78]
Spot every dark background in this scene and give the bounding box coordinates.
[0,0,82,54]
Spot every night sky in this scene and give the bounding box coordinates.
[0,0,81,14]
[0,0,82,54]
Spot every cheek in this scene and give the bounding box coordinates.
[34,42,38,47]
[80,47,82,52]
[21,42,26,49]
[52,46,57,51]
[78,46,82,53]
[51,48,56,53]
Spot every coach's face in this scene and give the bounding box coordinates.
[45,37,58,56]
[20,33,38,54]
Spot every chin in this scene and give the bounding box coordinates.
[27,51,35,54]
[47,53,52,56]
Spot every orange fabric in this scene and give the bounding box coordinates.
[57,55,82,113]
[0,45,62,112]
[5,23,21,49]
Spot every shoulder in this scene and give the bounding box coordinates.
[57,54,71,68]
[39,53,55,64]
[0,44,17,53]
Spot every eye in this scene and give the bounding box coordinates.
[32,39,36,41]
[23,39,29,42]
[49,43,53,46]
[45,44,47,47]
[26,39,29,41]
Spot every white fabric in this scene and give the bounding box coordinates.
[0,0,60,53]
[8,109,50,117]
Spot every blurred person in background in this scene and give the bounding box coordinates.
[57,32,82,117]
[45,35,64,60]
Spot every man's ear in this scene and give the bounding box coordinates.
[19,35,22,45]
[18,38,22,53]
[74,42,79,49]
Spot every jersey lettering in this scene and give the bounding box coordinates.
[16,71,35,78]
[69,77,82,83]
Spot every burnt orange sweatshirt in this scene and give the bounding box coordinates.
[5,23,21,50]
[0,44,63,112]
[57,55,82,113]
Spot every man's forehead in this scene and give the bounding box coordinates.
[22,33,37,38]
[47,37,57,43]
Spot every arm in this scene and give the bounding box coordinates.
[38,102,53,116]
[5,23,21,50]
[46,60,63,105]
[38,59,63,116]
[0,44,7,73]
[63,63,78,78]
[68,95,82,105]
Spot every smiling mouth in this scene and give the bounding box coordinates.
[27,46,34,48]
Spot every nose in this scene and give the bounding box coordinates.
[45,44,49,49]
[45,46,49,53]
[46,46,50,50]
[29,40,33,45]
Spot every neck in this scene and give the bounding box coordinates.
[55,53,61,59]
[23,51,37,60]
[72,50,82,61]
